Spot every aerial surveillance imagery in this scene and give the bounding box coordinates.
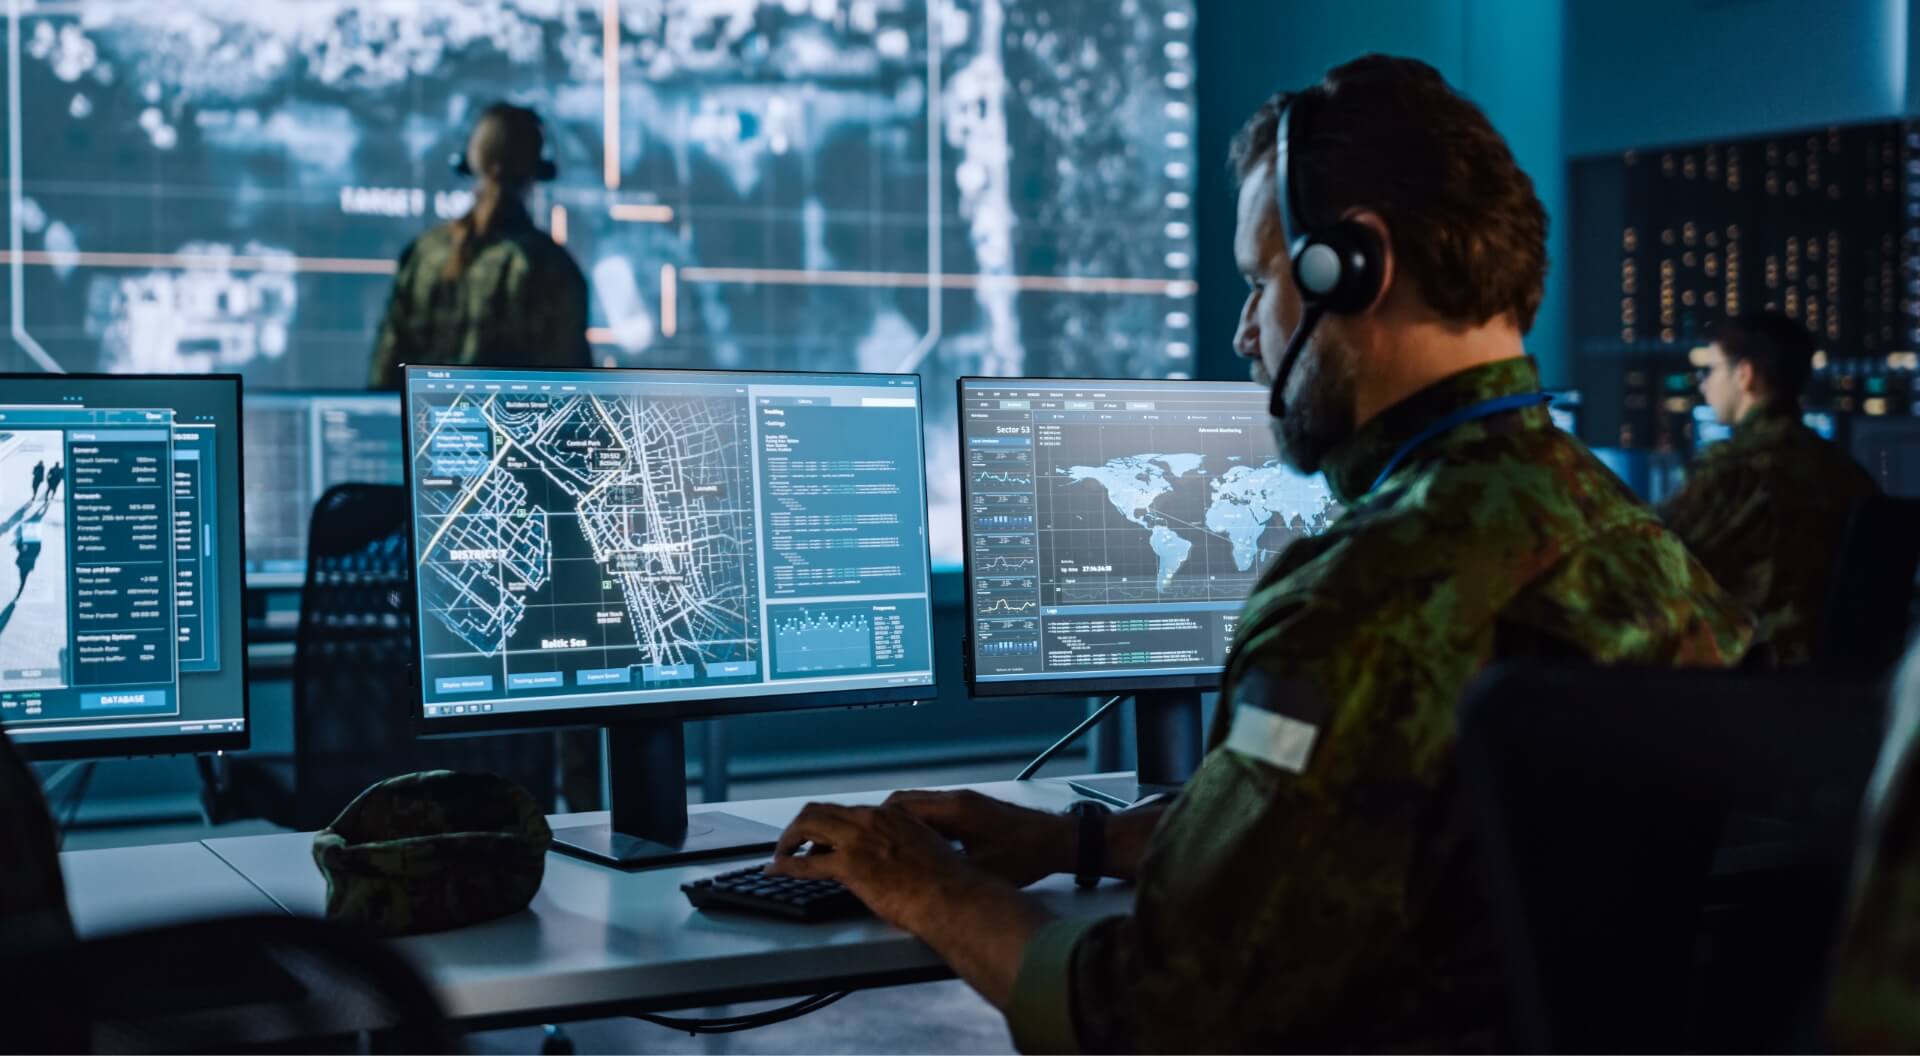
[0,0,1199,564]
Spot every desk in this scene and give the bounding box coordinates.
[196,777,1131,1029]
[61,841,283,938]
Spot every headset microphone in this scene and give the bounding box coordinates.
[1266,88,1384,420]
[1267,302,1324,418]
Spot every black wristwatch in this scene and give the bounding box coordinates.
[1069,800,1111,890]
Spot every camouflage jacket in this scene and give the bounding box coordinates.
[1829,655,1920,1051]
[367,200,592,390]
[1007,357,1754,1053]
[1659,406,1879,666]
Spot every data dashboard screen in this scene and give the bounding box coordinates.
[406,365,934,722]
[0,1,1198,566]
[242,391,403,586]
[0,375,247,757]
[959,377,1337,691]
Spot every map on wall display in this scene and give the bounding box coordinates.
[0,0,1199,564]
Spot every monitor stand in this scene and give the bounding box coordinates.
[550,718,780,869]
[1068,689,1205,807]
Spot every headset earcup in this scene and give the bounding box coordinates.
[450,151,473,178]
[537,157,559,182]
[1294,221,1386,315]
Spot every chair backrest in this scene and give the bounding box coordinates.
[0,729,71,950]
[1818,495,1920,676]
[1458,661,1885,1052]
[0,914,457,1052]
[292,484,554,830]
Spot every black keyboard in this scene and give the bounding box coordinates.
[682,864,869,922]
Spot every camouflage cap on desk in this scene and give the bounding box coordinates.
[312,770,552,936]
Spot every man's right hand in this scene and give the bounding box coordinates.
[882,789,1076,888]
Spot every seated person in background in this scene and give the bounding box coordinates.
[1827,645,1920,1050]
[769,55,1754,1052]
[1660,310,1881,666]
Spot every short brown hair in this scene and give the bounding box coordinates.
[1230,55,1549,333]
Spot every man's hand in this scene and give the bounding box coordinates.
[768,799,1057,1012]
[767,802,994,931]
[881,789,1075,887]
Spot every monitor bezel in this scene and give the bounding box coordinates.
[1,372,252,762]
[400,362,939,736]
[955,374,1286,699]
[241,388,404,590]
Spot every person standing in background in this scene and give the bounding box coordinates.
[368,102,591,390]
[370,102,600,808]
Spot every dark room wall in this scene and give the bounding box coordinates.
[1564,0,1911,156]
[1194,1,1568,386]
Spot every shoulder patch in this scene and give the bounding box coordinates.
[1224,668,1331,774]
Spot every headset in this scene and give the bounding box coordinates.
[1267,88,1386,418]
[449,103,559,183]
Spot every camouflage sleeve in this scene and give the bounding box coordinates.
[516,253,592,370]
[1007,600,1446,1053]
[367,243,419,390]
[1658,454,1766,566]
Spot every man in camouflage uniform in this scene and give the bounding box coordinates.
[369,104,600,808]
[367,103,591,391]
[767,56,1752,1052]
[1660,310,1879,666]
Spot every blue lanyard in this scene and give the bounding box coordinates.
[1368,392,1554,494]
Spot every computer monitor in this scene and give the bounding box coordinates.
[0,375,249,760]
[1802,410,1838,441]
[1694,406,1843,455]
[402,364,936,866]
[957,376,1336,799]
[1546,388,1583,437]
[243,391,404,588]
[1692,404,1733,452]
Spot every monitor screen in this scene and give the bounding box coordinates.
[0,375,248,759]
[958,377,1337,694]
[1852,415,1920,496]
[1694,405,1841,454]
[242,391,404,587]
[404,365,935,729]
[1693,404,1734,451]
[1546,389,1583,436]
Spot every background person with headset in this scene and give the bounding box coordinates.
[367,101,600,810]
[367,102,591,390]
[763,55,1753,1052]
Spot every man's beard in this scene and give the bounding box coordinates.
[1255,334,1356,474]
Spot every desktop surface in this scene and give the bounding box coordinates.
[193,778,1130,1025]
[958,376,1334,695]
[0,375,248,759]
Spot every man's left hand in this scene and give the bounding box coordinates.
[767,802,991,931]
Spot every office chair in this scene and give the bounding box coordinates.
[0,914,456,1053]
[1458,660,1884,1052]
[1817,495,1920,677]
[204,484,557,830]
